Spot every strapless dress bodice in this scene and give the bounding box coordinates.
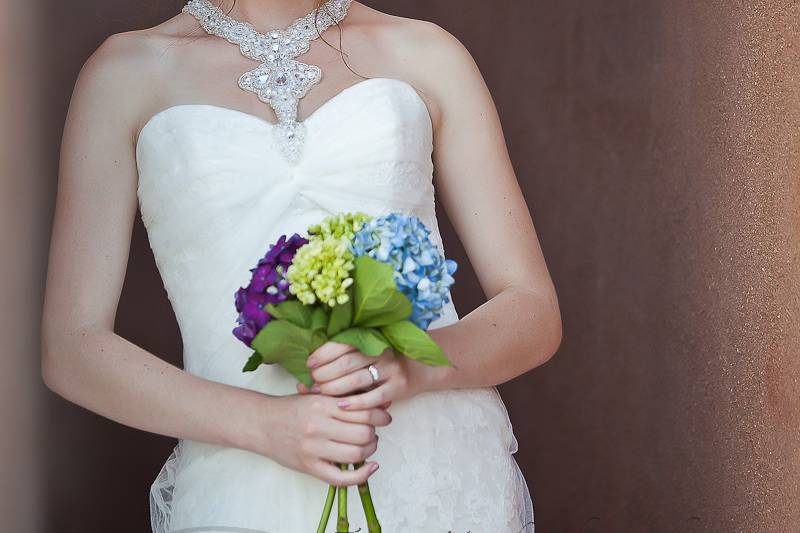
[136,77,533,533]
[136,77,457,389]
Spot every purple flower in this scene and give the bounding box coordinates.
[233,233,308,346]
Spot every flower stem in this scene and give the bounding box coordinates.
[354,461,381,533]
[337,463,349,532]
[316,484,336,533]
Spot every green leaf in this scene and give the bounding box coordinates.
[265,300,312,329]
[327,286,353,337]
[331,327,391,357]
[311,306,329,332]
[251,319,316,386]
[380,320,452,367]
[351,256,412,327]
[242,351,263,372]
[311,329,328,353]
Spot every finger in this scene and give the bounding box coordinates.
[332,406,392,427]
[318,366,378,396]
[312,460,379,487]
[311,350,371,383]
[296,382,313,394]
[337,383,394,411]
[316,439,378,465]
[326,420,377,446]
[307,341,355,368]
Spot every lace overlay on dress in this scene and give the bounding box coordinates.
[137,77,534,532]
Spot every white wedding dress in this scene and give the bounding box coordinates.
[136,76,534,533]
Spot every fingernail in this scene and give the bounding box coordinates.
[311,384,321,393]
[369,462,379,473]
[337,400,350,408]
[307,356,317,368]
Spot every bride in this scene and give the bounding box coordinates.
[41,0,561,531]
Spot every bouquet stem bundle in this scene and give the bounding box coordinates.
[315,462,380,533]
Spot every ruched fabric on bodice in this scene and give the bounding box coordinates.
[136,78,534,532]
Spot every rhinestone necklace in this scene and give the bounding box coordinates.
[182,0,354,163]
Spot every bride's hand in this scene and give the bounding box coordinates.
[256,393,389,486]
[297,341,418,407]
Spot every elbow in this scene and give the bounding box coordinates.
[506,283,563,370]
[546,307,563,362]
[40,327,66,395]
[40,324,91,398]
[536,290,563,367]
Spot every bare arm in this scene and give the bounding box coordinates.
[41,33,385,486]
[305,23,562,406]
[416,24,563,391]
[41,33,249,445]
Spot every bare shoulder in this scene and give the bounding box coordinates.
[349,3,486,128]
[69,10,199,139]
[351,3,472,64]
[81,10,198,81]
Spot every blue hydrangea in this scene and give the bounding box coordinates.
[351,213,458,329]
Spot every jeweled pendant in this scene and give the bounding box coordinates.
[182,0,353,164]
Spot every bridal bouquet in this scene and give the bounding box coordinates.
[232,212,457,533]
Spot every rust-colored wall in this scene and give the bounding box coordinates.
[0,0,45,531]
[17,1,800,532]
[470,3,800,531]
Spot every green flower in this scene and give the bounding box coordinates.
[308,212,372,242]
[287,237,355,307]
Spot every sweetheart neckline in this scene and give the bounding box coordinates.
[135,77,432,152]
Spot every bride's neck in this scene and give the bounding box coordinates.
[216,0,323,28]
